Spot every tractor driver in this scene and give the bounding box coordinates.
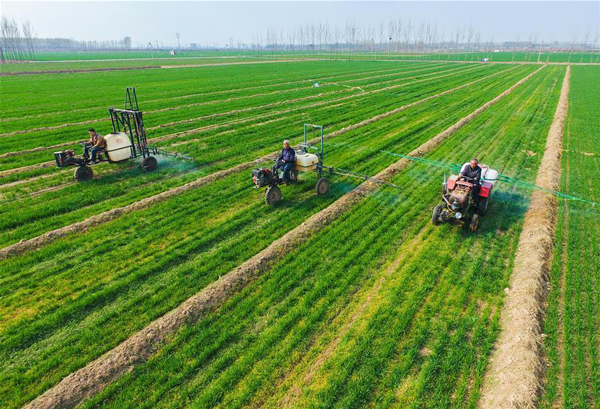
[460,158,482,206]
[277,140,296,184]
[84,128,107,164]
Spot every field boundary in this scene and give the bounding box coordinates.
[479,65,570,408]
[23,64,543,408]
[0,65,520,258]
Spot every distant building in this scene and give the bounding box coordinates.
[481,57,490,62]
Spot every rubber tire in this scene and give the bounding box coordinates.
[142,156,158,171]
[74,165,93,182]
[478,197,489,216]
[470,213,479,232]
[265,185,282,205]
[291,170,299,182]
[432,204,442,226]
[315,178,330,195]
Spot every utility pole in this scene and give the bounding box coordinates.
[176,33,181,49]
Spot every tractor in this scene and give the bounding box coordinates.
[431,163,498,231]
[53,87,190,182]
[252,124,330,205]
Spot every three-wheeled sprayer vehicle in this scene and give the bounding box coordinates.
[253,124,400,205]
[53,87,191,181]
[431,163,498,231]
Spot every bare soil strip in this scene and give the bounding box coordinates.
[0,58,318,77]
[23,65,542,408]
[479,66,570,408]
[0,161,55,179]
[0,66,514,257]
[0,65,161,77]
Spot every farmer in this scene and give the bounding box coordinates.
[84,128,107,164]
[460,158,482,206]
[83,128,102,161]
[277,139,296,184]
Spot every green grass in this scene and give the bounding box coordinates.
[81,65,564,409]
[541,65,600,409]
[0,64,535,407]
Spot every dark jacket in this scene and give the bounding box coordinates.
[460,165,482,184]
[278,147,296,163]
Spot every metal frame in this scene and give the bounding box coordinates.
[108,87,151,159]
[300,123,326,178]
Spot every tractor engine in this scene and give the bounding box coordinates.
[449,188,469,210]
[252,168,273,188]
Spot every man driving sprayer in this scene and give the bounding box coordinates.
[277,139,296,184]
[459,158,482,206]
[83,128,107,163]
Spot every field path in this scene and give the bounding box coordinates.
[0,66,518,259]
[23,64,543,408]
[479,65,570,408]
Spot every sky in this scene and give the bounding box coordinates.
[2,1,599,47]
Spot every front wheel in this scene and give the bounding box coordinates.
[432,204,442,226]
[265,185,282,205]
[142,156,158,171]
[315,178,330,195]
[74,165,93,182]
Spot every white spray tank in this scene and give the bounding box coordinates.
[104,132,133,162]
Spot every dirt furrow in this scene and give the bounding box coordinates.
[23,65,542,408]
[0,65,513,256]
[479,66,569,408]
[0,161,56,179]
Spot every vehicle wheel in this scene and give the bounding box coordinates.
[74,165,93,182]
[265,185,282,205]
[315,178,329,195]
[470,213,479,232]
[432,205,442,226]
[142,156,158,171]
[291,170,299,182]
[478,197,489,216]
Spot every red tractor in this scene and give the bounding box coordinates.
[431,163,498,231]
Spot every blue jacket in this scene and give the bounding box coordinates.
[278,147,296,163]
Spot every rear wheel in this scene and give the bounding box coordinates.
[432,205,442,226]
[478,197,489,215]
[142,156,158,171]
[291,170,299,182]
[74,165,93,182]
[315,178,329,195]
[470,213,479,232]
[265,185,282,205]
